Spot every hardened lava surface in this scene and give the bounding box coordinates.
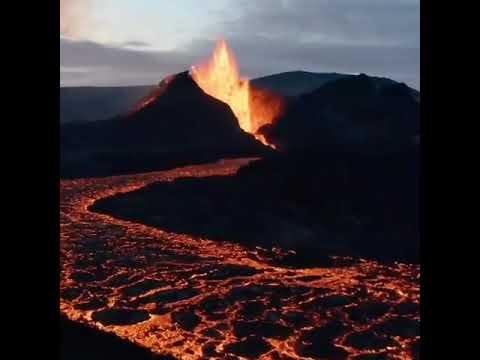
[60,158,420,360]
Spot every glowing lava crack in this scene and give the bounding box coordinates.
[60,159,420,360]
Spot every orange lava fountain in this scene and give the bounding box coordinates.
[191,39,284,146]
[190,40,252,132]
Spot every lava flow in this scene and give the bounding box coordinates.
[60,159,420,360]
[191,39,285,146]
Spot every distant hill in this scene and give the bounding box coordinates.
[251,71,349,97]
[60,85,155,124]
[251,70,419,99]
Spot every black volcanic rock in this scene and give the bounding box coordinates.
[344,330,398,350]
[296,320,349,358]
[91,308,150,326]
[233,320,293,340]
[241,150,419,263]
[93,148,419,264]
[171,308,202,331]
[224,336,272,358]
[60,71,268,178]
[372,317,420,338]
[260,73,419,152]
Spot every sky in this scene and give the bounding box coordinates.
[60,0,420,89]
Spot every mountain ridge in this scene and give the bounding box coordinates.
[61,71,419,124]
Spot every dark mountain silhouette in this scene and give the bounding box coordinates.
[251,71,419,99]
[60,71,419,125]
[260,73,420,152]
[61,72,268,178]
[61,85,155,124]
[251,71,349,97]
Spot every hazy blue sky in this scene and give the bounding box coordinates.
[60,0,420,89]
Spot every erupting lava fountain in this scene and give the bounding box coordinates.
[190,39,285,146]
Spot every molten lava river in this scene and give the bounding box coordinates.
[60,159,420,359]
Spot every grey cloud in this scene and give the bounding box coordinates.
[60,38,192,71]
[60,0,93,38]
[206,0,419,88]
[60,38,198,86]
[60,1,419,89]
[223,0,419,47]
[121,41,151,48]
[185,35,419,89]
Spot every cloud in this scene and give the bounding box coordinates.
[121,41,152,48]
[60,0,419,89]
[212,0,419,87]
[60,38,198,86]
[222,0,419,47]
[60,0,93,38]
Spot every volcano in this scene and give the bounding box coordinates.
[60,39,420,360]
[60,71,269,178]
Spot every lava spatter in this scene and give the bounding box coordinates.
[60,158,420,359]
